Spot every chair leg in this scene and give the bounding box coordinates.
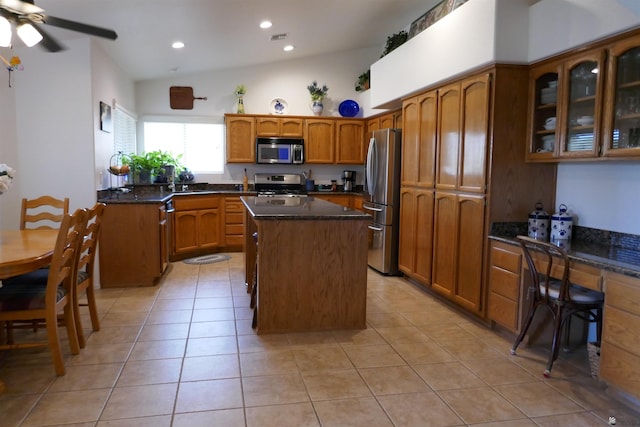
[544,307,565,378]
[46,311,66,376]
[511,300,539,355]
[85,285,101,332]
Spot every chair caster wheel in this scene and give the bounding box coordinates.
[543,370,551,378]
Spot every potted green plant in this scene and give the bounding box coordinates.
[355,69,370,92]
[122,153,153,184]
[147,150,183,183]
[380,30,408,57]
[122,150,183,184]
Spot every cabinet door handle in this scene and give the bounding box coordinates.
[368,225,383,231]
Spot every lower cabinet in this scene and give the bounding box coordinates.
[487,241,522,332]
[398,187,434,285]
[99,202,169,287]
[313,193,354,208]
[171,195,221,260]
[600,271,640,399]
[432,192,486,314]
[223,196,244,251]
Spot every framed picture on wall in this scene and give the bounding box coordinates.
[100,101,112,133]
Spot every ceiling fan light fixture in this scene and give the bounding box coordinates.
[0,16,11,47]
[17,21,42,47]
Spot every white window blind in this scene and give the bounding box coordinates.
[142,120,225,173]
[113,106,137,155]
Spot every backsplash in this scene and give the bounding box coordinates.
[490,222,640,251]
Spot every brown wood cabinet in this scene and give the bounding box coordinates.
[223,196,244,251]
[336,119,365,163]
[527,30,640,161]
[171,195,221,260]
[225,115,255,163]
[313,193,353,208]
[304,119,335,163]
[600,271,640,399]
[99,202,169,287]
[487,241,523,332]
[398,187,434,285]
[256,117,303,137]
[367,110,402,136]
[399,65,555,317]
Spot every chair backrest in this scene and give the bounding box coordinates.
[77,203,106,277]
[20,196,70,230]
[46,208,88,307]
[517,235,571,303]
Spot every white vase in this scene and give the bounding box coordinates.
[310,100,323,116]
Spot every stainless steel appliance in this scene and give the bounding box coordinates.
[342,170,356,192]
[254,173,307,196]
[363,128,402,275]
[256,137,304,165]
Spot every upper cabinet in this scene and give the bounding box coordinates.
[527,31,640,162]
[256,117,303,137]
[225,115,255,163]
[602,34,640,157]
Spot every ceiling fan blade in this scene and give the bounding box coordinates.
[41,15,117,40]
[30,21,65,52]
[0,0,43,15]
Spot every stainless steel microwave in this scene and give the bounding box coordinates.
[256,138,304,164]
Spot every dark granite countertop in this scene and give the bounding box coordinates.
[490,222,640,279]
[241,196,371,220]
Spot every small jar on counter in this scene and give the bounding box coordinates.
[331,180,337,192]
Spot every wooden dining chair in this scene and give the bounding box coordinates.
[20,196,70,230]
[510,235,604,378]
[73,203,106,348]
[0,208,88,376]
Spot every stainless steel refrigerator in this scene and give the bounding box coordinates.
[363,128,402,275]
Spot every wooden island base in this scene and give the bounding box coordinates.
[243,197,369,334]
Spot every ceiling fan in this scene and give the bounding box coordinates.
[0,0,117,52]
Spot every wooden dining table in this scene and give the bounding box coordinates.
[0,229,58,280]
[0,229,59,392]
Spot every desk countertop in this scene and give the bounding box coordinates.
[241,196,371,220]
[490,222,640,279]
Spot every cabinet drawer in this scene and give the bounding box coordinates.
[225,198,244,212]
[604,272,640,313]
[600,341,640,397]
[226,224,244,235]
[490,266,520,300]
[225,235,244,247]
[226,212,244,224]
[537,258,602,292]
[491,245,521,273]
[603,305,640,355]
[488,292,518,331]
[174,196,220,211]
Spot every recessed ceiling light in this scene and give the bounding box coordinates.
[283,45,294,52]
[172,41,185,49]
[260,20,272,29]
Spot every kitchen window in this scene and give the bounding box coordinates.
[141,118,225,173]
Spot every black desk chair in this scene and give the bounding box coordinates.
[510,235,604,378]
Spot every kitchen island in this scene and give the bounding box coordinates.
[241,196,370,334]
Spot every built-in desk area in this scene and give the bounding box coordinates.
[241,196,370,334]
[488,223,640,406]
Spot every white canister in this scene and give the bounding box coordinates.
[551,204,573,241]
[528,202,550,240]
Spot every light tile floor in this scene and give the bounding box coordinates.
[1,253,639,426]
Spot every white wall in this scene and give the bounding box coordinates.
[0,69,19,228]
[135,47,378,187]
[13,39,95,220]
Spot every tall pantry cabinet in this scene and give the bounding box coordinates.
[399,64,556,317]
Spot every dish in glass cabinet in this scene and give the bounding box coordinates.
[269,98,288,115]
[338,99,360,117]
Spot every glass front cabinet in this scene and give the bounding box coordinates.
[527,32,640,161]
[602,35,640,157]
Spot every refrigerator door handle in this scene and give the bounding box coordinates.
[368,224,384,232]
[365,137,377,196]
[362,205,383,212]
